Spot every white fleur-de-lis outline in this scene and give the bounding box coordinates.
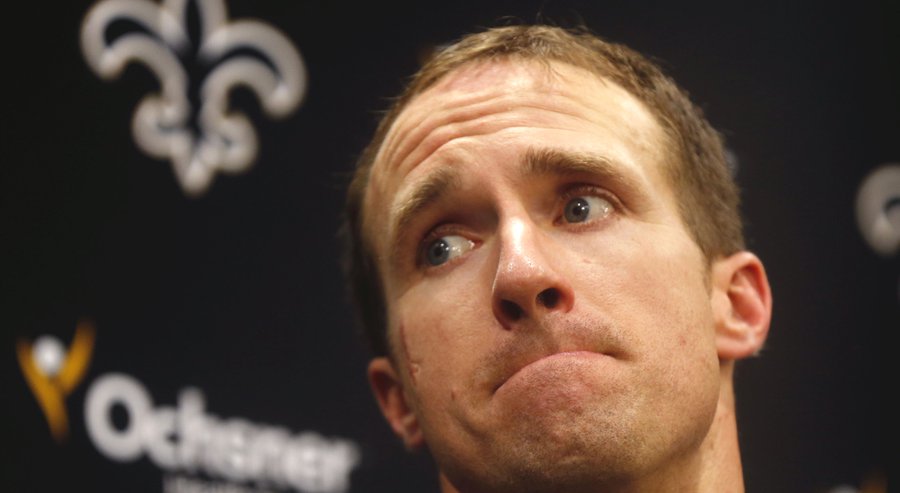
[856,164,900,257]
[81,0,307,196]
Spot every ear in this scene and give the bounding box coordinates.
[711,251,773,360]
[368,357,424,450]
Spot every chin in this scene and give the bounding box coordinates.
[448,448,638,493]
[443,410,644,493]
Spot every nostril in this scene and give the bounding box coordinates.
[500,300,524,321]
[537,288,560,309]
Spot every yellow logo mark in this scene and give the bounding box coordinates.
[17,320,95,442]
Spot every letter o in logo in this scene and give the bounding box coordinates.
[856,164,900,257]
[85,373,151,461]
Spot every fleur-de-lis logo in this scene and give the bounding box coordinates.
[81,0,307,196]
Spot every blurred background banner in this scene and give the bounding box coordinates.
[1,1,896,492]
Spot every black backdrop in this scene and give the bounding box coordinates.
[2,1,896,492]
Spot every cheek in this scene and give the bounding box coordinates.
[391,281,487,393]
[389,284,494,447]
[573,227,718,370]
[571,229,721,440]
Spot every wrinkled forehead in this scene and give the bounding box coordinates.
[367,60,556,202]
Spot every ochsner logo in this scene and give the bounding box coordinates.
[19,326,360,493]
[85,374,359,493]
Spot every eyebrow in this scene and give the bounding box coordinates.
[390,166,462,253]
[522,147,640,192]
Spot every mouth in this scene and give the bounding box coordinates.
[493,350,612,395]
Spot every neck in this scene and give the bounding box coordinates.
[687,362,745,493]
[439,363,745,493]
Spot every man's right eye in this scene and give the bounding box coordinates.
[422,235,474,266]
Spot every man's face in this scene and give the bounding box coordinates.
[364,60,724,491]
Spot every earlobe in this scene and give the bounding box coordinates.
[711,251,773,360]
[368,357,424,450]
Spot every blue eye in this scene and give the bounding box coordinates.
[424,235,474,266]
[563,195,613,223]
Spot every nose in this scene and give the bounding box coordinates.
[491,218,575,328]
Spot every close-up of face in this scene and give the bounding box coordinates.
[363,59,754,492]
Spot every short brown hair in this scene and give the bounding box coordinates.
[344,24,743,356]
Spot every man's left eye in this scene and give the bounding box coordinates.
[563,195,613,223]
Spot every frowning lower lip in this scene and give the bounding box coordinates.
[494,350,608,394]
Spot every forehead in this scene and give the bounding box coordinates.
[374,60,664,182]
[362,59,672,256]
